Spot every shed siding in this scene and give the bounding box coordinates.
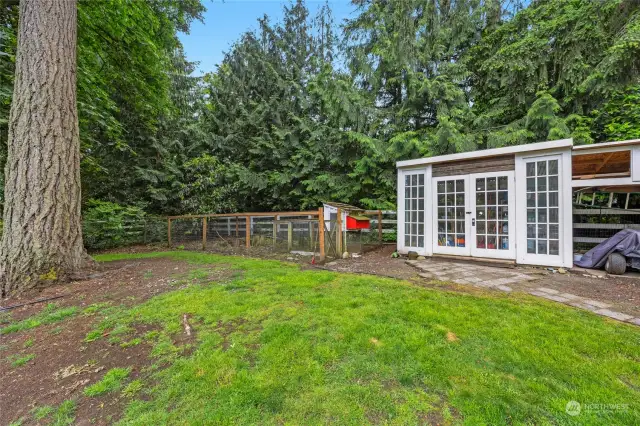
[432,154,515,177]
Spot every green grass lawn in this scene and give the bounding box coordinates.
[80,252,640,424]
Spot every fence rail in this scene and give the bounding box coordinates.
[572,205,640,250]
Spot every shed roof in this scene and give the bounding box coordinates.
[322,201,363,212]
[396,138,573,169]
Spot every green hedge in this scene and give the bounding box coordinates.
[82,200,166,250]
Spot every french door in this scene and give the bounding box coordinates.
[433,172,515,259]
[470,172,515,259]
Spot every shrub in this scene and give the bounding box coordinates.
[82,200,165,250]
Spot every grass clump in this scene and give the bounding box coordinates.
[1,303,77,335]
[10,353,35,367]
[84,367,131,397]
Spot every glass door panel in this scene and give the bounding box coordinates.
[471,172,515,259]
[433,176,470,255]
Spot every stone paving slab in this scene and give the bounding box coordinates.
[406,259,639,327]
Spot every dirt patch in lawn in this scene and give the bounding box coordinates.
[0,257,234,426]
[320,245,419,280]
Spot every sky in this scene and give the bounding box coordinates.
[178,0,358,76]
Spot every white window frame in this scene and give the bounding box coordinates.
[515,150,573,268]
[397,166,431,255]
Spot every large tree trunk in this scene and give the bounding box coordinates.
[0,0,90,297]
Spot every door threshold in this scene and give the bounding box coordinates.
[431,254,516,269]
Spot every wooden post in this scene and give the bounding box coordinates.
[167,218,172,247]
[202,217,207,251]
[377,210,383,244]
[245,215,251,249]
[336,208,343,255]
[273,220,277,247]
[318,208,325,262]
[287,222,293,251]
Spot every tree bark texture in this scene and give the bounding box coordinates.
[0,0,89,297]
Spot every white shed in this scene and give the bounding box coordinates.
[396,138,640,268]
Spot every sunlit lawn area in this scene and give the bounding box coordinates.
[5,251,640,424]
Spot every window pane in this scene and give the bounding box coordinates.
[418,236,424,247]
[487,235,497,249]
[549,176,558,191]
[537,177,547,191]
[487,177,496,190]
[499,221,508,235]
[537,240,547,255]
[405,235,410,246]
[477,221,486,234]
[526,162,535,177]
[527,209,535,223]
[419,199,424,210]
[549,208,559,223]
[477,208,486,219]
[438,195,445,206]
[527,178,535,192]
[437,181,445,193]
[412,186,417,198]
[537,224,547,239]
[438,221,446,232]
[537,193,547,207]
[549,192,558,207]
[477,235,486,248]
[456,235,466,247]
[456,193,465,206]
[438,234,446,246]
[476,192,485,205]
[411,175,417,185]
[549,240,559,255]
[418,174,424,185]
[537,208,547,223]
[499,236,509,250]
[487,221,497,234]
[537,161,546,176]
[405,175,411,185]
[457,220,465,234]
[446,194,455,205]
[527,239,536,253]
[446,180,454,192]
[527,193,536,207]
[476,178,485,191]
[438,208,445,219]
[487,191,497,205]
[498,191,508,205]
[498,176,508,190]
[527,224,536,238]
[487,206,497,219]
[418,186,424,197]
[456,207,465,219]
[456,179,465,192]
[548,160,558,175]
[549,224,559,239]
[498,206,509,220]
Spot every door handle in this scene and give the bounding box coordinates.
[472,218,476,226]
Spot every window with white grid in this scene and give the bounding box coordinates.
[404,173,425,248]
[526,159,560,255]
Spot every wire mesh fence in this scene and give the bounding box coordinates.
[167,209,395,260]
[573,204,640,252]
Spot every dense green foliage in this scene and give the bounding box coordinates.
[1,0,639,215]
[82,200,166,250]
